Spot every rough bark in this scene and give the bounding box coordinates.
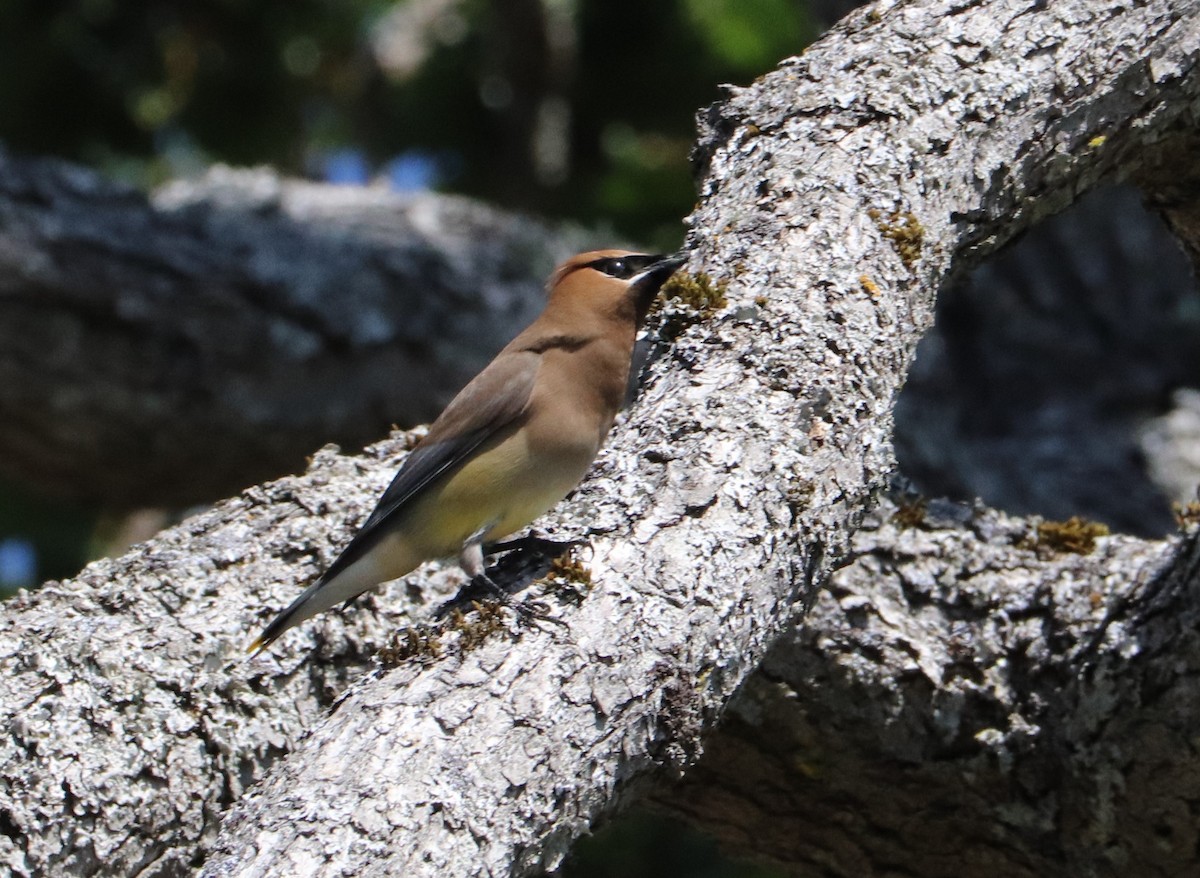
[0,153,590,507]
[1,0,1199,877]
[660,493,1200,878]
[0,439,426,878]
[201,0,1200,870]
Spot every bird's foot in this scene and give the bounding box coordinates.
[485,534,587,560]
[468,570,508,601]
[471,573,566,629]
[435,571,565,629]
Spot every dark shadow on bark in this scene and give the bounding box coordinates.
[896,185,1200,537]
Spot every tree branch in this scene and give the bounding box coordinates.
[1,0,1198,876]
[196,0,1200,875]
[0,155,590,507]
[659,494,1199,877]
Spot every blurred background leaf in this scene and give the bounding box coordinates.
[0,0,818,247]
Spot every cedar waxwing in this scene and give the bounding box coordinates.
[250,250,686,652]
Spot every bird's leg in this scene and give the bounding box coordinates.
[446,531,564,628]
[459,536,505,599]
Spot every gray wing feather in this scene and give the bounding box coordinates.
[251,352,540,651]
[310,351,540,585]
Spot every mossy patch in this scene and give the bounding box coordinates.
[379,626,443,666]
[539,548,594,605]
[550,551,593,587]
[379,596,514,665]
[658,271,728,316]
[1174,501,1200,528]
[448,600,510,652]
[1026,516,1110,555]
[869,208,924,269]
[891,497,927,528]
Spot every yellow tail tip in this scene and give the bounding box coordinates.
[246,636,266,655]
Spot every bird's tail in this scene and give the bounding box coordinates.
[247,555,384,654]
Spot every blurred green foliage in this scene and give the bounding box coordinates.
[684,0,811,68]
[0,0,816,247]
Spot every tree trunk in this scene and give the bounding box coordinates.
[2,0,1199,876]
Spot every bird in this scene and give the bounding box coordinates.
[249,249,686,652]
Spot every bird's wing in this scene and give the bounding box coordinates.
[316,350,542,584]
[249,350,543,653]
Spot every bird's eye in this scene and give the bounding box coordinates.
[592,257,635,279]
[588,254,661,280]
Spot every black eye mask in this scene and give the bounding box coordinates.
[588,254,666,280]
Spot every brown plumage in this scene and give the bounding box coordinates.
[250,249,685,652]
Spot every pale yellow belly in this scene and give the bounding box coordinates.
[400,425,597,558]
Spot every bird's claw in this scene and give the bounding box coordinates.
[434,572,565,630]
[467,573,566,630]
[484,534,587,560]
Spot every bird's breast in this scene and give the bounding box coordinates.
[401,338,626,556]
[403,418,602,555]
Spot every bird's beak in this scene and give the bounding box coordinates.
[629,252,687,317]
[639,252,687,286]
[630,252,687,300]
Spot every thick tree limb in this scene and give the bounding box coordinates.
[196,0,1200,875]
[2,0,1199,876]
[0,154,589,506]
[661,494,1199,877]
[0,439,433,878]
